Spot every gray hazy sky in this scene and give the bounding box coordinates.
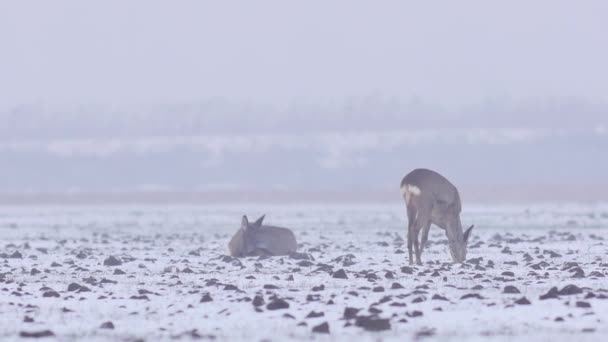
[1,0,607,108]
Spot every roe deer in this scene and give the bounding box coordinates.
[400,168,474,265]
[228,215,297,257]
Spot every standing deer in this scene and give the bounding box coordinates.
[228,215,298,257]
[400,168,474,265]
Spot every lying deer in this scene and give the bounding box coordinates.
[401,168,474,265]
[228,215,297,257]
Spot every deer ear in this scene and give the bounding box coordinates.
[241,215,249,231]
[253,214,265,229]
[464,225,474,243]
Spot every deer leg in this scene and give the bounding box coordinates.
[420,219,432,254]
[406,206,416,265]
[414,203,432,265]
[413,225,422,265]
[407,224,415,265]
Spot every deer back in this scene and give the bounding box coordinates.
[402,168,462,227]
[251,225,298,256]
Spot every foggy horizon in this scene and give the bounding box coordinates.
[1,1,607,202]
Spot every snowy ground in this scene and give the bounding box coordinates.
[1,203,607,341]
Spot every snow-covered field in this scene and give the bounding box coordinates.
[1,203,607,341]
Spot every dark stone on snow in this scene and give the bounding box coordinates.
[503,286,520,294]
[306,311,324,318]
[77,286,91,293]
[406,311,423,317]
[460,293,484,300]
[289,252,313,261]
[312,322,330,334]
[576,301,591,308]
[355,316,391,331]
[67,283,81,292]
[130,295,149,300]
[103,256,122,266]
[19,330,55,338]
[432,294,448,301]
[539,287,559,300]
[200,293,212,303]
[332,269,348,279]
[42,291,60,298]
[223,284,240,291]
[252,295,265,307]
[9,251,23,259]
[100,322,115,329]
[400,266,414,274]
[312,285,325,291]
[558,285,582,296]
[391,282,404,290]
[266,298,289,310]
[343,307,360,320]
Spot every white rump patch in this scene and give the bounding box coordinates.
[407,184,421,195]
[401,184,421,204]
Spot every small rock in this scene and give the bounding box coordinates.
[76,251,87,259]
[401,266,414,274]
[266,298,289,310]
[460,293,484,300]
[19,330,55,338]
[503,286,520,294]
[391,282,404,290]
[312,284,325,291]
[200,293,212,303]
[103,256,122,266]
[100,322,115,330]
[223,284,240,291]
[289,252,313,261]
[558,285,583,296]
[355,316,391,331]
[297,260,314,267]
[515,297,531,305]
[67,283,81,292]
[77,286,91,293]
[343,307,360,319]
[306,311,324,318]
[312,322,330,334]
[406,311,423,318]
[42,291,60,298]
[10,251,23,259]
[252,295,265,307]
[432,294,448,301]
[539,287,559,300]
[332,269,348,279]
[576,301,591,308]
